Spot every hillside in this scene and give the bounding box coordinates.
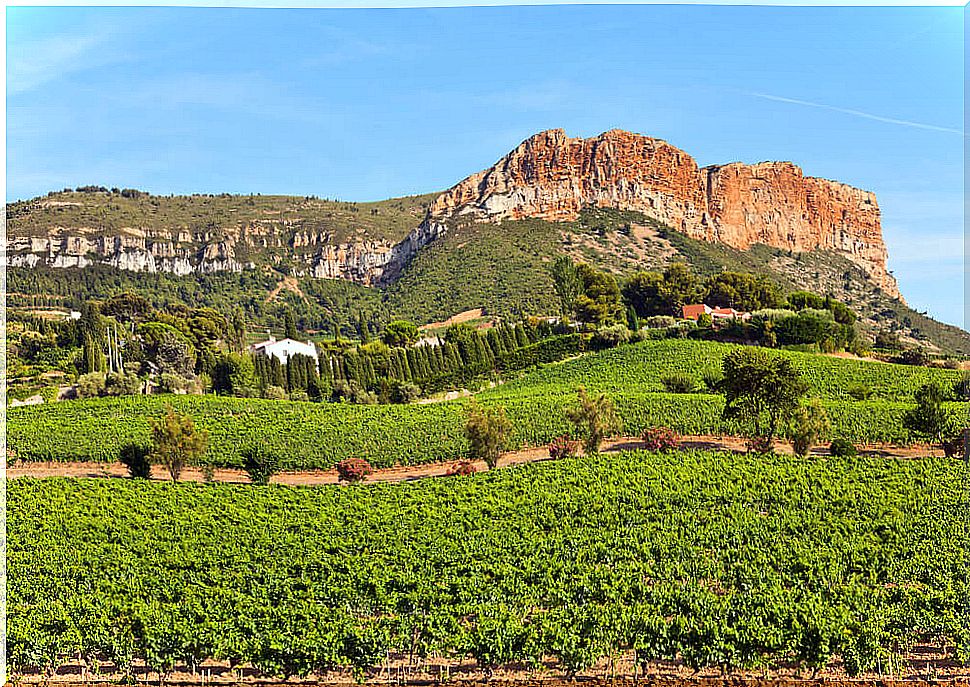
[6,129,969,352]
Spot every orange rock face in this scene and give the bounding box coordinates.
[429,129,898,297]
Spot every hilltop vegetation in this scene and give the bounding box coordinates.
[6,188,436,243]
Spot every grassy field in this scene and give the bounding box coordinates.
[9,340,967,468]
[9,450,969,678]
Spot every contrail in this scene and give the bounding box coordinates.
[749,92,966,136]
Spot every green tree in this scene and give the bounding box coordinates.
[703,272,781,312]
[787,399,830,457]
[211,352,257,396]
[573,263,622,325]
[721,348,809,445]
[283,308,299,340]
[242,446,280,485]
[904,382,956,449]
[566,386,621,454]
[551,255,583,318]
[622,271,666,318]
[148,406,209,481]
[382,320,419,347]
[465,402,511,470]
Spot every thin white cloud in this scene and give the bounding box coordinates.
[7,27,125,95]
[748,92,965,136]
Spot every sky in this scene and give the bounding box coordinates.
[6,4,965,328]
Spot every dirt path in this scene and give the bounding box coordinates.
[6,436,945,486]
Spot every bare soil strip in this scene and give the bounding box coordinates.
[6,436,943,485]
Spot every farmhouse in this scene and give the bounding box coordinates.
[682,304,751,322]
[251,336,319,363]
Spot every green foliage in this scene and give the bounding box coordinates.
[9,451,969,679]
[381,320,418,347]
[211,352,257,396]
[565,386,620,454]
[721,348,809,443]
[661,373,697,394]
[119,443,152,479]
[242,446,280,485]
[829,437,858,457]
[465,403,511,470]
[787,399,831,457]
[904,382,957,447]
[573,263,622,325]
[551,255,583,318]
[148,406,209,481]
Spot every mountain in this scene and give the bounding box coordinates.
[428,128,896,298]
[6,129,968,353]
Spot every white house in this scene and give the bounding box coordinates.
[251,335,319,364]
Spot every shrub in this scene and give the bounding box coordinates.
[701,369,723,392]
[565,387,621,454]
[336,457,373,483]
[119,443,152,479]
[465,402,511,470]
[243,446,280,485]
[696,313,713,329]
[644,315,677,329]
[829,437,857,457]
[661,373,697,394]
[895,348,929,367]
[104,372,142,397]
[158,373,192,394]
[148,406,208,481]
[954,372,970,402]
[847,384,872,401]
[641,427,679,452]
[942,434,966,459]
[263,385,287,400]
[904,382,956,448]
[76,372,106,398]
[391,381,422,404]
[591,324,630,349]
[787,399,830,457]
[445,460,477,476]
[548,435,581,460]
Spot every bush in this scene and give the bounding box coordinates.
[158,373,193,394]
[787,399,830,457]
[641,427,679,452]
[336,457,373,483]
[104,372,142,397]
[263,385,287,400]
[904,382,957,448]
[661,373,697,394]
[148,406,209,481]
[942,434,966,459]
[847,384,872,401]
[954,373,970,402]
[701,369,723,392]
[243,446,280,485]
[591,324,630,349]
[829,437,857,457]
[390,381,422,404]
[119,443,152,479]
[465,403,511,470]
[548,435,581,460]
[565,387,621,454]
[76,372,106,399]
[445,460,477,476]
[895,348,930,367]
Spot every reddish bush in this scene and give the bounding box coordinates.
[641,427,679,452]
[445,460,478,476]
[336,457,373,483]
[548,435,581,459]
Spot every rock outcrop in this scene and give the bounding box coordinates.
[4,221,445,287]
[429,129,898,297]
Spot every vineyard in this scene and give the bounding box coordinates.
[8,340,968,469]
[8,450,969,680]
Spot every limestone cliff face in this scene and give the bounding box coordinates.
[429,129,898,297]
[4,221,445,287]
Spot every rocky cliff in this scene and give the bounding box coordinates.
[428,129,898,297]
[4,219,445,287]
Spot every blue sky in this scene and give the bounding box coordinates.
[6,5,965,327]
